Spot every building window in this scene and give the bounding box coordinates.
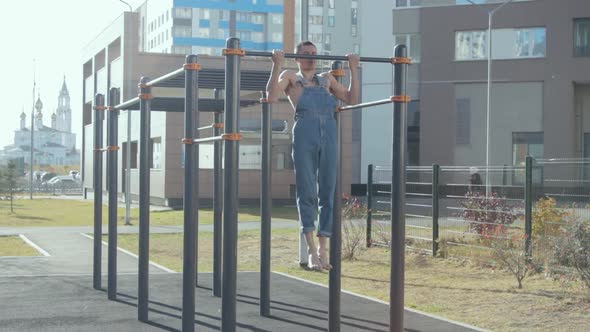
[310,15,323,25]
[310,0,324,6]
[574,18,590,57]
[395,0,531,9]
[174,7,192,19]
[271,14,283,24]
[238,31,252,40]
[173,25,192,37]
[455,98,471,145]
[351,8,358,25]
[151,137,162,169]
[328,15,335,27]
[324,33,331,51]
[272,32,282,43]
[238,12,250,22]
[198,28,210,38]
[351,26,357,37]
[394,34,421,62]
[455,27,546,61]
[512,132,543,166]
[329,0,335,9]
[251,32,264,42]
[172,46,192,54]
[310,33,323,44]
[353,44,360,54]
[200,9,210,19]
[166,10,169,21]
[220,10,230,20]
[251,14,264,24]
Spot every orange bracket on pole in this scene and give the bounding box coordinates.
[138,93,153,100]
[259,98,269,104]
[106,146,120,151]
[93,106,107,111]
[183,63,201,71]
[181,138,193,145]
[222,48,245,56]
[391,57,412,65]
[329,69,345,77]
[212,123,224,129]
[222,133,243,141]
[390,95,411,103]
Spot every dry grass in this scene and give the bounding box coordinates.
[0,199,297,227]
[113,228,590,331]
[0,235,39,256]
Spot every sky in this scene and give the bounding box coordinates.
[0,0,145,149]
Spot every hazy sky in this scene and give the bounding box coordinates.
[0,0,145,149]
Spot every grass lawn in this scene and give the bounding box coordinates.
[112,228,590,332]
[0,235,39,256]
[0,198,298,227]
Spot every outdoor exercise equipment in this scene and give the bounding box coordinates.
[91,38,410,332]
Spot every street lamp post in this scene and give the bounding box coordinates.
[466,0,514,197]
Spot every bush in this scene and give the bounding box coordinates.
[459,191,520,235]
[552,218,590,289]
[532,197,570,238]
[484,228,535,289]
[341,195,367,260]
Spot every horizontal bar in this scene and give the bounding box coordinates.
[244,50,394,63]
[193,136,224,144]
[446,206,521,214]
[406,203,432,208]
[146,68,185,87]
[445,195,522,202]
[338,98,393,112]
[407,193,433,197]
[407,236,433,242]
[115,97,139,110]
[407,225,432,230]
[444,229,511,240]
[197,124,215,131]
[406,214,431,219]
[544,193,590,198]
[544,179,590,183]
[445,241,492,251]
[445,218,523,228]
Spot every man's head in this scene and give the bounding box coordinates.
[295,41,317,71]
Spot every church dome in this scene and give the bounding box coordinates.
[51,113,57,119]
[35,97,43,111]
[20,112,26,119]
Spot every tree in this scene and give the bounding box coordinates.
[1,161,19,213]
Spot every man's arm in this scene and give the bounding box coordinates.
[266,50,291,103]
[328,54,360,105]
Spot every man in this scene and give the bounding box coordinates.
[266,41,359,271]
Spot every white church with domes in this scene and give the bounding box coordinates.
[0,77,79,166]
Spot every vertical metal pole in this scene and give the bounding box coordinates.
[222,37,241,332]
[391,45,409,332]
[260,91,272,317]
[432,164,440,257]
[213,89,223,298]
[485,13,492,198]
[182,55,200,332]
[329,60,343,332]
[93,94,105,291]
[366,164,373,248]
[125,109,132,225]
[524,156,533,259]
[138,77,152,322]
[107,88,120,300]
[300,0,309,41]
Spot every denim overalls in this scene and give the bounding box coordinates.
[292,73,338,237]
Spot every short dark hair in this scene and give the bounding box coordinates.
[296,41,316,53]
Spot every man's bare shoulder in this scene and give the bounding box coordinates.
[279,69,297,79]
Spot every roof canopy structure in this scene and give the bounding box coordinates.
[114,67,271,112]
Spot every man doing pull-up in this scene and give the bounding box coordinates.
[266,41,359,270]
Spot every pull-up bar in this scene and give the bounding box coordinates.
[243,50,409,64]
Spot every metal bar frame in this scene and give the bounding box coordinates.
[213,89,223,297]
[107,88,120,300]
[338,97,394,112]
[93,93,105,291]
[222,37,241,332]
[260,91,272,317]
[213,89,223,298]
[244,50,395,63]
[390,45,409,332]
[367,164,374,248]
[524,156,532,259]
[182,55,200,332]
[329,60,344,332]
[432,164,440,257]
[138,77,151,322]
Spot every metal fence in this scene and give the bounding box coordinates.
[366,158,590,270]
